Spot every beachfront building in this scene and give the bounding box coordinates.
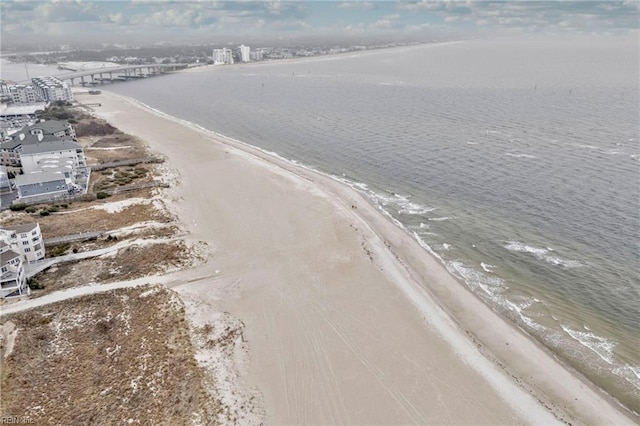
[0,223,45,263]
[14,171,72,201]
[16,120,76,139]
[31,76,74,103]
[9,84,41,104]
[213,48,234,65]
[19,138,86,177]
[0,120,78,167]
[238,45,251,63]
[0,244,29,299]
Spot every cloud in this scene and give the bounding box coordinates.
[372,13,401,29]
[396,1,639,33]
[337,1,375,10]
[1,0,638,46]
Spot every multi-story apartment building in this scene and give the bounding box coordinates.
[9,84,41,104]
[14,120,76,139]
[0,223,45,263]
[249,49,264,62]
[31,76,74,102]
[0,243,29,298]
[0,80,10,100]
[0,121,79,169]
[19,138,86,177]
[213,48,234,65]
[238,45,251,63]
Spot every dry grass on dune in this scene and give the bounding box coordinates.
[0,286,218,425]
[34,240,198,294]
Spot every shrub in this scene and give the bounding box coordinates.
[39,210,50,216]
[29,279,45,290]
[9,203,27,211]
[48,244,70,257]
[24,206,37,213]
[47,207,59,213]
[97,191,111,199]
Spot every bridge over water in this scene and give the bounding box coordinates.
[53,63,190,86]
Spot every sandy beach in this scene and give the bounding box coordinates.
[77,91,636,425]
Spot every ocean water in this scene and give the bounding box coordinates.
[70,37,640,412]
[0,59,64,82]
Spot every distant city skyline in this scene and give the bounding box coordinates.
[1,1,638,49]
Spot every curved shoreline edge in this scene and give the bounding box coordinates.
[68,90,638,424]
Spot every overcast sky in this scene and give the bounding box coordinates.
[1,1,638,47]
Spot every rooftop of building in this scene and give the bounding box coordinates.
[1,223,39,234]
[20,139,82,155]
[22,120,71,134]
[0,103,49,117]
[1,248,22,265]
[0,133,68,151]
[14,171,69,186]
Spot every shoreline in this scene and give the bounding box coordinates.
[77,90,636,424]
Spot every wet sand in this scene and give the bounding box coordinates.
[81,91,636,425]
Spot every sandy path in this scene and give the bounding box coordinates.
[73,92,635,425]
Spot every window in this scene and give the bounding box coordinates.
[24,248,31,252]
[1,267,7,273]
[20,233,27,238]
[22,241,29,245]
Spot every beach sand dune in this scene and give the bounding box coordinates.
[82,92,635,425]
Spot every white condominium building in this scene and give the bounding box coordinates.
[31,76,74,102]
[9,85,41,104]
[0,223,45,263]
[213,48,234,65]
[19,138,86,177]
[249,49,264,61]
[238,45,251,63]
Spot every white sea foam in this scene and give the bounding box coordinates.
[503,298,544,331]
[505,153,538,159]
[504,242,585,268]
[481,262,495,273]
[449,260,506,298]
[574,144,598,150]
[442,243,451,251]
[612,365,640,391]
[428,216,455,222]
[446,260,546,332]
[399,202,436,215]
[561,325,616,365]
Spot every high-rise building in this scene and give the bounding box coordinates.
[31,76,74,102]
[212,48,234,65]
[238,45,251,63]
